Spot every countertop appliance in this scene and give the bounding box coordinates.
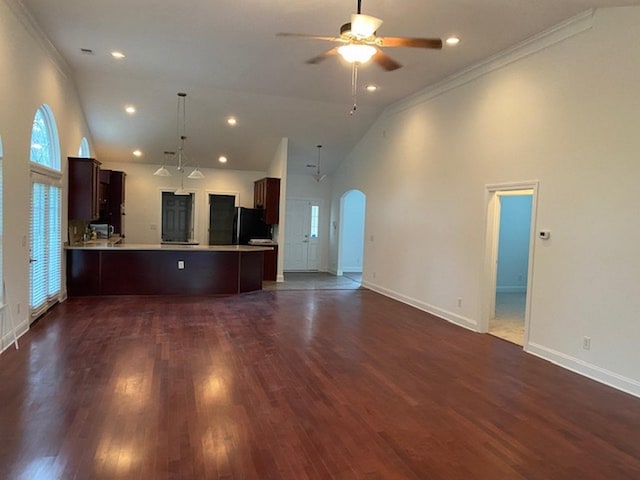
[233,207,271,245]
[91,223,114,239]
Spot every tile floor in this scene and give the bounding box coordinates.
[489,292,526,346]
[263,271,362,291]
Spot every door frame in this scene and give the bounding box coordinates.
[336,189,366,277]
[482,181,539,347]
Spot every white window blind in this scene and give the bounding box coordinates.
[30,183,61,315]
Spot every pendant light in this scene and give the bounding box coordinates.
[313,145,327,183]
[153,92,205,184]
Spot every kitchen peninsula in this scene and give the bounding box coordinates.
[66,242,272,296]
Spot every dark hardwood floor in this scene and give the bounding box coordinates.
[1,290,639,479]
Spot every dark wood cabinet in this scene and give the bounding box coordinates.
[254,177,280,224]
[68,157,101,221]
[67,248,265,296]
[97,170,126,235]
[263,245,278,281]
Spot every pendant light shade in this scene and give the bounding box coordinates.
[152,93,204,183]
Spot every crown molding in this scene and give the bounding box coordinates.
[384,9,595,119]
[2,0,71,80]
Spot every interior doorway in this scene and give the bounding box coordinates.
[161,192,194,243]
[337,190,366,284]
[208,194,236,245]
[484,184,537,347]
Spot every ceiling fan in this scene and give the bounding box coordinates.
[277,0,442,71]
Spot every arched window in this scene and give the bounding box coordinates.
[29,105,62,317]
[78,137,90,157]
[30,105,60,171]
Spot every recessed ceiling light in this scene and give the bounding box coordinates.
[132,149,142,157]
[227,117,237,126]
[446,36,460,46]
[218,156,228,164]
[111,51,126,59]
[365,84,378,92]
[125,105,136,114]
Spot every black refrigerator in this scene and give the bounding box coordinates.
[232,207,271,245]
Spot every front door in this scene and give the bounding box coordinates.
[284,199,320,271]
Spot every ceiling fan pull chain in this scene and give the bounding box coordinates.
[350,63,358,115]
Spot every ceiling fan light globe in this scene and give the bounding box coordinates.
[350,14,383,38]
[338,44,377,64]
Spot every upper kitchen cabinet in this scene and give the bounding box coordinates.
[254,177,280,224]
[68,157,101,221]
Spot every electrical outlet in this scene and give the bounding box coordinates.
[583,336,591,350]
[372,272,376,279]
[178,260,185,270]
[150,224,157,230]
[17,303,21,315]
[457,297,463,308]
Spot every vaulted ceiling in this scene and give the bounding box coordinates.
[21,0,640,174]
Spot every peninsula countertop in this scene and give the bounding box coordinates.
[65,241,274,252]
[66,240,272,296]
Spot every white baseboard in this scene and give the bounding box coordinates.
[360,281,640,399]
[526,342,640,398]
[361,280,477,331]
[496,286,527,293]
[276,274,285,283]
[341,266,362,273]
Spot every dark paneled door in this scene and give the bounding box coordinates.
[209,194,236,245]
[162,192,193,242]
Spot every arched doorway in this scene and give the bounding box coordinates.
[338,190,366,284]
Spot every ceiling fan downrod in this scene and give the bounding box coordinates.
[350,63,358,115]
[357,0,362,14]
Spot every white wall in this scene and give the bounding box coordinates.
[329,7,640,396]
[0,0,93,351]
[496,195,532,293]
[266,138,288,281]
[99,160,266,245]
[286,173,333,272]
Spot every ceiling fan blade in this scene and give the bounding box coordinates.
[276,32,341,42]
[377,37,443,49]
[306,47,339,65]
[372,50,402,71]
[350,14,383,38]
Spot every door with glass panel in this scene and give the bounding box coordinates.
[30,182,61,318]
[28,105,62,319]
[284,199,320,271]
